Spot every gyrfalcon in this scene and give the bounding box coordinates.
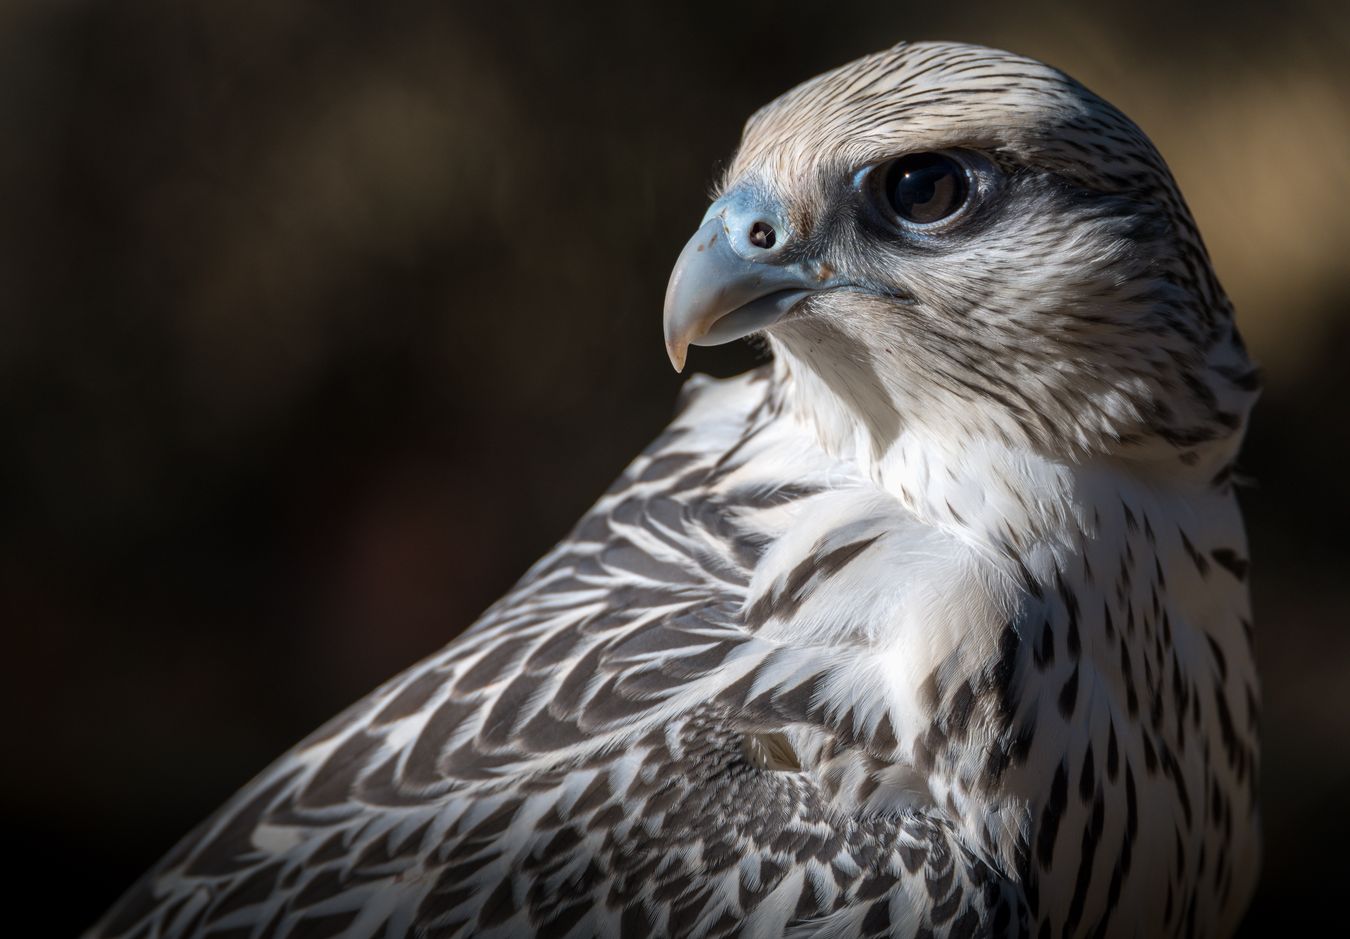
[89,41,1261,939]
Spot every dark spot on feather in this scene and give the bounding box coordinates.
[293,868,347,909]
[476,877,517,928]
[299,731,383,808]
[1209,548,1249,580]
[373,669,446,724]
[1036,761,1068,869]
[1057,665,1079,719]
[210,862,284,920]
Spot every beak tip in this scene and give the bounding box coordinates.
[665,340,687,373]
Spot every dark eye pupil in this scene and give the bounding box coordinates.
[884,153,968,224]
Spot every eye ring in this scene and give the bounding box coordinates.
[866,151,976,229]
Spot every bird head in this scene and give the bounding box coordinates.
[663,42,1256,467]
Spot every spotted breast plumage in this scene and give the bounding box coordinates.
[90,41,1260,939]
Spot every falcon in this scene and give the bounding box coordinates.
[89,41,1260,939]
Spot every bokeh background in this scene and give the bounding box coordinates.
[3,0,1346,934]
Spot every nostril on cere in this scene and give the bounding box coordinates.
[748,221,776,249]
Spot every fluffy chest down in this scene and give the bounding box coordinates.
[734,478,1018,814]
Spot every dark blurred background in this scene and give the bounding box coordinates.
[2,0,1346,934]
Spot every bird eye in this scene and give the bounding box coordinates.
[879,152,971,226]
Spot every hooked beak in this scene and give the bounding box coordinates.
[661,190,843,372]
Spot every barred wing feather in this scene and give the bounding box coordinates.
[91,371,1023,939]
